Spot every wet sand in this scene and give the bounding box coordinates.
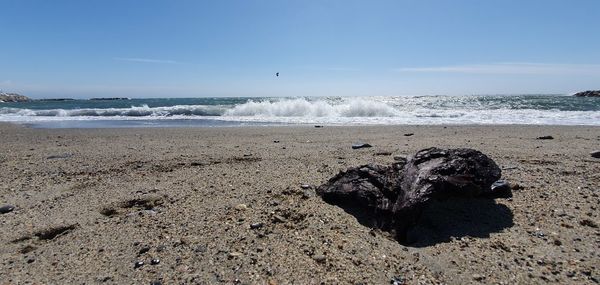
[0,123,599,284]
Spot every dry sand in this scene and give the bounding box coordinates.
[0,123,599,284]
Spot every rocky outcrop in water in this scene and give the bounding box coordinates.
[37,98,75,102]
[89,97,130,101]
[573,90,600,97]
[317,147,510,243]
[0,92,30,102]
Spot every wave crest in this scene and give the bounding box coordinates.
[0,104,226,117]
[225,98,399,117]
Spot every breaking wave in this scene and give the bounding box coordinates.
[225,98,399,117]
[0,104,227,117]
[0,98,402,118]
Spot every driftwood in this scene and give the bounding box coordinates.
[317,148,511,243]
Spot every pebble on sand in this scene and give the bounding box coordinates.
[490,180,512,198]
[351,143,372,149]
[393,155,407,162]
[591,150,600,158]
[312,254,326,263]
[228,252,243,258]
[537,135,554,140]
[302,189,314,199]
[138,247,151,255]
[580,219,598,228]
[234,204,248,211]
[472,274,485,281]
[272,215,287,223]
[134,261,144,269]
[250,222,264,229]
[0,204,15,214]
[391,276,406,285]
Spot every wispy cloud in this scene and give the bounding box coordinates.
[299,65,360,72]
[114,57,179,64]
[395,63,600,75]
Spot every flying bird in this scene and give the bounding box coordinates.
[276,72,279,77]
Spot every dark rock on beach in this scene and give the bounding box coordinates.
[537,136,554,140]
[250,222,264,229]
[134,261,144,269]
[0,204,15,214]
[351,143,372,149]
[573,90,600,97]
[317,147,508,243]
[579,219,598,228]
[489,180,512,198]
[391,276,406,285]
[591,151,600,158]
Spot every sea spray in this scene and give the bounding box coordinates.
[224,98,398,117]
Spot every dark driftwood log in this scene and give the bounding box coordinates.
[317,147,510,242]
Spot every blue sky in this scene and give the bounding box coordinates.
[1,0,599,98]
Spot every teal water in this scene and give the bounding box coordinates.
[3,95,599,111]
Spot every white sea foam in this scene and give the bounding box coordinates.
[0,104,226,117]
[224,98,399,117]
[222,107,600,126]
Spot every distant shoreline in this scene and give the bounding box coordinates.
[0,94,132,102]
[6,93,600,102]
[89,97,130,101]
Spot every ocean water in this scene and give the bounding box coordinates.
[0,95,599,128]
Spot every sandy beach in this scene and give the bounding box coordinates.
[0,123,598,284]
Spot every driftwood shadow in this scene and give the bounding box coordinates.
[332,196,513,247]
[404,198,513,247]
